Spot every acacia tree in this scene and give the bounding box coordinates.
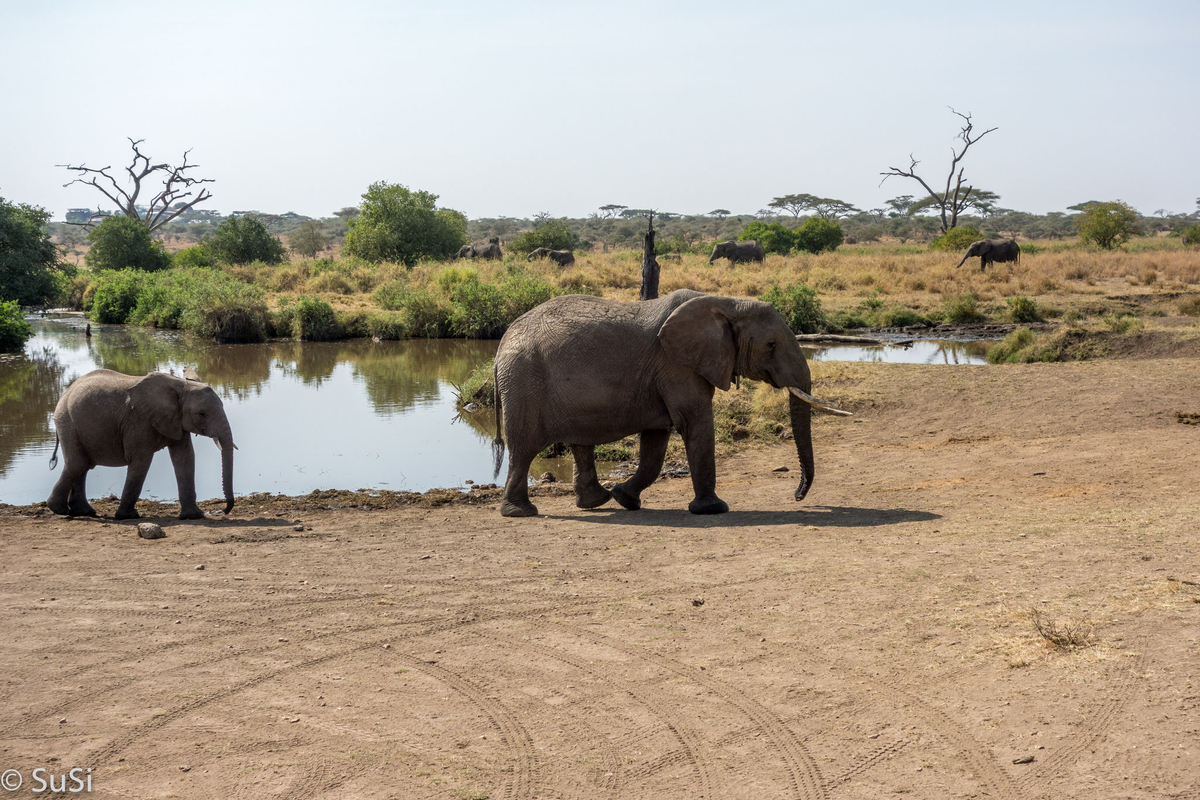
[880,109,997,233]
[59,138,214,231]
[768,193,859,220]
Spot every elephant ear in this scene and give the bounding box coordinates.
[658,296,736,391]
[127,373,184,441]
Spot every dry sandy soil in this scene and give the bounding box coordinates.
[2,352,1200,799]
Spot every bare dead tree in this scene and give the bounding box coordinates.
[880,109,997,234]
[58,138,214,231]
[640,211,659,301]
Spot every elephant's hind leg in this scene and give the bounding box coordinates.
[612,428,670,511]
[570,445,612,509]
[68,470,97,517]
[500,445,539,517]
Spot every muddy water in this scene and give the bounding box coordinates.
[804,339,990,365]
[0,318,991,507]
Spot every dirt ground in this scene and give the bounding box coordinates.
[2,352,1200,799]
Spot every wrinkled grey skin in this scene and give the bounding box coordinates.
[492,290,818,517]
[709,240,766,264]
[456,237,503,260]
[47,369,236,520]
[527,248,575,267]
[956,238,1020,271]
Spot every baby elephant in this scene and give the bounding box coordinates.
[47,369,237,520]
[527,247,575,267]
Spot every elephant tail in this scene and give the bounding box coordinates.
[49,432,60,471]
[491,362,505,480]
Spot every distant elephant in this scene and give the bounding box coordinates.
[47,369,237,520]
[527,247,575,267]
[491,290,850,517]
[456,237,503,260]
[709,240,765,264]
[956,238,1020,271]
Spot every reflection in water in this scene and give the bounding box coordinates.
[805,339,990,365]
[0,317,500,506]
[0,318,995,508]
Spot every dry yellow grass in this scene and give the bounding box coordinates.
[246,243,1200,322]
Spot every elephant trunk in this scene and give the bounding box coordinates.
[955,251,972,269]
[212,423,235,514]
[789,391,815,501]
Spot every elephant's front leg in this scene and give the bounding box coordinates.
[679,414,728,515]
[570,445,612,509]
[115,452,154,520]
[611,429,670,511]
[168,436,204,520]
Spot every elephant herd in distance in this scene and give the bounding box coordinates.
[455,233,1016,271]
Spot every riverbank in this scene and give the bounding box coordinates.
[2,354,1198,797]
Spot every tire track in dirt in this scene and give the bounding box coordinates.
[1014,645,1148,795]
[828,665,1025,800]
[470,629,715,800]
[556,623,827,800]
[384,650,540,800]
[825,738,910,787]
[0,599,592,740]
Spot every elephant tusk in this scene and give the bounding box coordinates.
[212,438,238,451]
[789,386,853,416]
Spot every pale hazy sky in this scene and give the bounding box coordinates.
[2,0,1197,221]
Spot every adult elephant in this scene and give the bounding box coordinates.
[491,290,850,517]
[709,240,766,264]
[456,237,503,260]
[47,369,237,520]
[956,238,1020,271]
[527,247,575,267]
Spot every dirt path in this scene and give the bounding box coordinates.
[2,357,1199,799]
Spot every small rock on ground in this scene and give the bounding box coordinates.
[137,522,165,540]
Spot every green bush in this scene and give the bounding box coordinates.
[1181,224,1200,247]
[1019,242,1041,255]
[85,216,171,272]
[398,288,452,338]
[172,245,216,268]
[929,225,983,252]
[366,310,407,340]
[940,292,985,324]
[1179,296,1200,316]
[760,283,826,333]
[654,233,701,255]
[88,269,145,323]
[738,221,796,255]
[1006,295,1041,323]
[1103,313,1142,334]
[435,265,477,294]
[449,275,507,338]
[986,328,1043,363]
[343,181,468,265]
[507,219,581,254]
[1077,201,1140,249]
[123,268,268,342]
[0,299,33,352]
[287,295,339,341]
[1,196,64,305]
[794,217,845,254]
[208,216,286,265]
[873,306,927,328]
[374,279,408,311]
[501,272,557,320]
